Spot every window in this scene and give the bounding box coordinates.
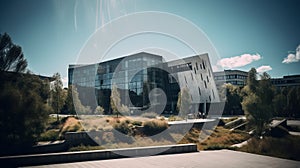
[207,76,209,83]
[187,62,192,70]
[204,80,207,88]
[196,62,199,70]
[198,87,201,96]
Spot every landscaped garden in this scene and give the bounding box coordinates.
[38,115,300,161]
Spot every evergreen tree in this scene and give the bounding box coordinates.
[0,33,27,72]
[177,87,192,120]
[110,84,121,117]
[242,70,274,137]
[50,73,64,121]
[0,72,51,154]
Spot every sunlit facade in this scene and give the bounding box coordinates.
[68,52,220,114]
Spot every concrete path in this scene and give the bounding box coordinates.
[231,139,249,148]
[27,150,300,168]
[168,118,216,125]
[287,120,300,126]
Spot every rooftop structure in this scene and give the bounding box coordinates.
[213,70,248,89]
[271,75,300,88]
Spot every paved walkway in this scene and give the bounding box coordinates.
[168,118,216,125]
[28,150,300,168]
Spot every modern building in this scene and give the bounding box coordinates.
[271,75,300,88]
[213,70,248,89]
[68,52,220,115]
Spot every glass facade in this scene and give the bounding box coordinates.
[69,53,169,113]
[69,52,219,115]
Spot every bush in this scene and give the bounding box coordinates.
[0,73,51,151]
[239,135,300,161]
[141,112,157,118]
[113,120,132,135]
[38,130,60,141]
[68,144,105,152]
[132,120,142,126]
[204,144,237,150]
[143,120,168,136]
[60,117,83,134]
[168,115,183,121]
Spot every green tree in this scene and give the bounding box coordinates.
[247,68,258,92]
[62,85,76,114]
[222,83,243,115]
[0,72,51,154]
[273,91,287,117]
[287,86,300,118]
[242,70,274,136]
[110,84,121,117]
[0,33,27,72]
[50,73,64,121]
[177,87,192,120]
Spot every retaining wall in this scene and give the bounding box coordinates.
[0,143,198,167]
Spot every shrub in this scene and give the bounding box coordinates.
[204,144,237,150]
[68,144,105,152]
[143,120,168,136]
[38,130,60,141]
[60,117,83,134]
[113,120,132,135]
[239,135,300,161]
[132,120,143,126]
[168,115,183,121]
[141,112,157,118]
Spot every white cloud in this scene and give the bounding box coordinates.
[256,65,272,73]
[217,53,261,69]
[297,45,300,60]
[212,65,220,72]
[282,44,300,63]
[282,54,299,63]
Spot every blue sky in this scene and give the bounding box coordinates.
[0,0,299,87]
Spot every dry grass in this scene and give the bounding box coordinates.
[178,127,250,150]
[60,117,84,134]
[143,119,168,136]
[239,135,300,161]
[42,116,250,152]
[79,116,152,132]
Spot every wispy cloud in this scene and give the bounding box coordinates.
[73,0,78,32]
[282,45,300,63]
[256,65,272,73]
[217,53,261,69]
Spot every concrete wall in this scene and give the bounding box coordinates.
[0,143,198,167]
